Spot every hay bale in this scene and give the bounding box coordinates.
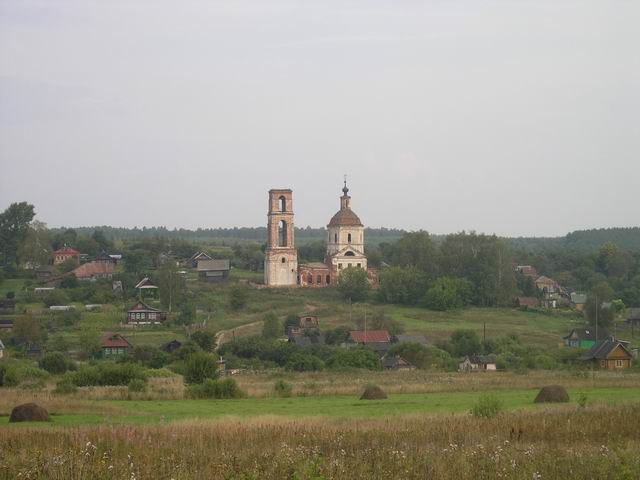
[360,385,387,400]
[534,385,570,404]
[9,403,50,423]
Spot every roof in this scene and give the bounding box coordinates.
[135,277,158,289]
[189,251,213,262]
[0,319,14,326]
[563,328,609,342]
[350,330,391,344]
[393,334,427,345]
[328,208,363,227]
[517,297,539,307]
[463,355,497,365]
[53,246,80,256]
[301,262,330,269]
[100,333,132,348]
[196,259,230,271]
[72,261,114,278]
[535,276,559,287]
[128,301,163,313]
[516,265,538,276]
[382,355,413,368]
[582,337,633,360]
[571,292,587,304]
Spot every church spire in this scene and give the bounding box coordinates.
[342,174,349,195]
[340,175,351,210]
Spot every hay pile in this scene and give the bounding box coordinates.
[9,403,50,423]
[534,385,570,404]
[360,385,387,400]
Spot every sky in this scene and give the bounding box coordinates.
[1,0,638,237]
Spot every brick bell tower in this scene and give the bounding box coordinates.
[264,189,298,287]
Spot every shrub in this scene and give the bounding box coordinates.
[577,392,588,408]
[128,378,148,393]
[187,378,243,399]
[285,353,324,372]
[190,330,217,352]
[471,395,502,419]
[360,384,387,400]
[327,347,381,371]
[184,352,220,384]
[69,363,146,387]
[39,352,71,375]
[274,379,292,397]
[54,378,78,395]
[19,379,46,391]
[229,285,248,311]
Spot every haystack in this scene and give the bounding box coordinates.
[9,403,50,423]
[534,385,570,404]
[360,385,387,400]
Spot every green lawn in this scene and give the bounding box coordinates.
[3,387,638,427]
[0,278,25,297]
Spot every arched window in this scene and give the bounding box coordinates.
[348,233,352,243]
[334,233,338,243]
[278,220,288,247]
[279,196,286,212]
[281,257,286,263]
[317,275,322,284]
[345,251,355,256]
[307,274,313,284]
[326,275,331,284]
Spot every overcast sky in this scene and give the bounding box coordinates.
[1,0,638,237]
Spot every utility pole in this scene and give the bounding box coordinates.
[364,304,368,342]
[595,293,598,343]
[483,322,486,351]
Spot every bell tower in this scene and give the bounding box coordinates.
[264,189,298,287]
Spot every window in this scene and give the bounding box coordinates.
[278,220,288,247]
[600,360,606,368]
[317,275,322,284]
[308,274,313,284]
[348,233,352,243]
[338,263,342,269]
[334,233,338,243]
[345,251,355,256]
[615,360,624,367]
[357,263,361,268]
[326,275,331,284]
[281,257,286,263]
[279,196,286,212]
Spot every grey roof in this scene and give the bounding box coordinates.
[197,259,230,272]
[393,334,427,345]
[382,355,413,369]
[563,328,609,342]
[581,337,633,360]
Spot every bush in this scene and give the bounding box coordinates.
[43,289,71,307]
[327,347,381,371]
[187,378,243,399]
[39,352,72,375]
[285,353,324,372]
[69,363,146,387]
[184,352,220,384]
[274,379,292,397]
[229,285,248,311]
[471,395,502,419]
[190,330,217,352]
[54,378,78,395]
[128,378,148,393]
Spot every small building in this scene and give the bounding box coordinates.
[186,252,213,268]
[34,287,55,297]
[101,333,132,357]
[72,261,114,281]
[382,355,415,371]
[515,265,538,278]
[197,259,230,282]
[35,265,54,281]
[160,339,182,353]
[349,330,391,345]
[516,297,539,309]
[563,328,609,349]
[581,337,633,370]
[393,334,427,346]
[570,292,587,311]
[625,308,640,328]
[53,246,80,265]
[126,301,166,325]
[135,277,159,299]
[287,315,320,341]
[94,251,117,265]
[0,319,14,332]
[458,355,497,372]
[0,339,5,359]
[0,299,16,315]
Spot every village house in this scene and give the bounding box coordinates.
[287,315,319,338]
[581,337,633,370]
[516,297,539,309]
[348,330,391,356]
[197,259,230,282]
[626,308,640,328]
[185,251,212,268]
[72,261,114,281]
[563,328,609,349]
[126,301,166,325]
[458,355,498,372]
[515,265,538,278]
[570,292,587,311]
[53,246,80,265]
[94,251,117,265]
[381,355,415,371]
[135,277,159,299]
[101,333,132,357]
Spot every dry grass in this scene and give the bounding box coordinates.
[0,405,638,479]
[234,369,640,398]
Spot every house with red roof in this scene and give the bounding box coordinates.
[72,261,114,281]
[349,330,391,344]
[53,246,80,265]
[100,333,132,357]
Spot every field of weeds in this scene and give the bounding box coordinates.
[0,405,638,479]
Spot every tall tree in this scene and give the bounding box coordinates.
[337,267,370,302]
[157,260,185,312]
[392,231,438,277]
[19,220,51,268]
[0,202,36,270]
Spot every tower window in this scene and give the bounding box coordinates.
[334,233,337,243]
[326,275,331,284]
[308,274,313,284]
[348,233,352,243]
[281,257,286,263]
[279,196,286,212]
[278,220,288,247]
[317,275,322,284]
[338,263,342,269]
[357,263,361,268]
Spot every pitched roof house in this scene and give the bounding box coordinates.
[570,292,587,311]
[458,355,497,372]
[72,261,114,281]
[382,355,415,371]
[101,333,132,357]
[53,246,80,265]
[563,328,609,349]
[135,277,159,298]
[126,301,166,325]
[581,337,633,370]
[187,251,213,268]
[349,330,391,344]
[197,259,230,282]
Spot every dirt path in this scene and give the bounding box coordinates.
[213,320,263,349]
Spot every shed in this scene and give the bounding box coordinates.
[393,334,427,345]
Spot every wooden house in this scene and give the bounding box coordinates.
[287,315,320,341]
[53,246,80,265]
[0,319,14,332]
[72,261,114,281]
[581,337,633,370]
[381,355,415,371]
[126,301,166,325]
[135,277,159,299]
[196,259,230,282]
[348,330,391,357]
[186,252,213,268]
[563,328,609,349]
[458,355,497,372]
[570,292,587,311]
[101,333,132,357]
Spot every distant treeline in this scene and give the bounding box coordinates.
[49,226,640,252]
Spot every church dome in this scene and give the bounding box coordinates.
[328,208,363,227]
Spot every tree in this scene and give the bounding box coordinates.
[283,314,299,334]
[158,260,185,312]
[423,277,472,311]
[184,352,219,384]
[229,285,248,311]
[191,330,216,351]
[0,202,36,270]
[19,220,51,268]
[12,316,46,348]
[262,312,280,339]
[178,301,197,325]
[327,347,381,370]
[39,352,71,374]
[392,231,438,277]
[378,266,426,305]
[448,330,482,357]
[285,353,324,372]
[337,267,370,302]
[585,281,615,329]
[78,327,102,359]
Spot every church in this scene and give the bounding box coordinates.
[263,181,376,287]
